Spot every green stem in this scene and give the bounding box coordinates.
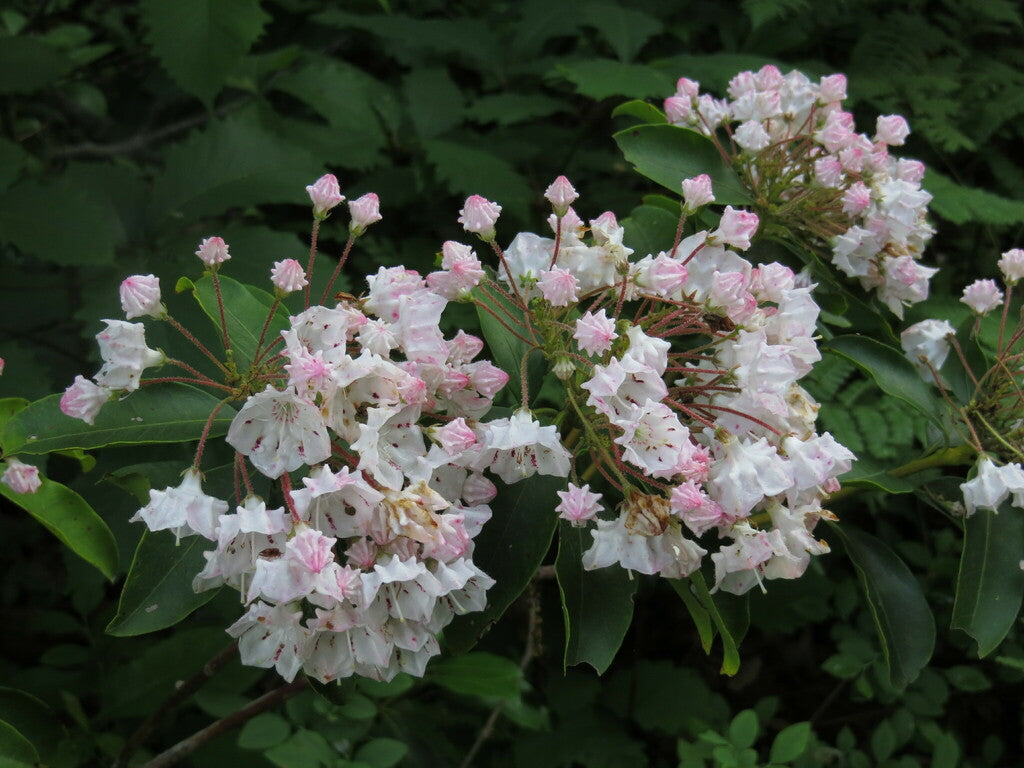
[827,444,977,504]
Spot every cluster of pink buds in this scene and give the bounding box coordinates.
[433,175,854,595]
[664,65,936,317]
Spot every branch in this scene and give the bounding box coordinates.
[115,643,238,768]
[140,678,310,768]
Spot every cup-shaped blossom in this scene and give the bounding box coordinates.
[226,386,332,478]
[306,173,344,220]
[734,120,771,152]
[997,248,1024,285]
[348,193,381,235]
[681,174,714,212]
[472,409,571,484]
[271,259,309,295]
[901,319,954,380]
[131,467,229,540]
[94,320,165,392]
[119,275,164,320]
[711,206,759,251]
[961,279,1003,315]
[2,458,41,494]
[544,175,578,217]
[196,236,231,267]
[960,457,1024,515]
[458,195,502,242]
[60,375,111,424]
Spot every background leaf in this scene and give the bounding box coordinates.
[427,653,521,700]
[191,274,288,373]
[557,59,674,100]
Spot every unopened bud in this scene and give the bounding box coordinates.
[544,176,578,217]
[458,195,502,242]
[553,357,575,380]
[306,174,345,220]
[348,193,381,236]
[270,259,308,295]
[195,236,230,268]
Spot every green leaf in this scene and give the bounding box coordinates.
[555,520,637,674]
[943,665,991,692]
[423,139,532,221]
[2,384,236,456]
[0,36,74,93]
[0,398,28,438]
[728,709,758,750]
[0,720,38,766]
[464,93,567,126]
[427,652,521,699]
[354,738,409,768]
[0,174,125,265]
[951,502,1024,657]
[140,0,270,106]
[0,138,27,192]
[580,3,662,62]
[0,689,63,763]
[822,336,947,431]
[404,67,464,138]
[238,712,291,750]
[611,99,667,125]
[106,530,220,636]
[442,473,563,653]
[192,274,288,373]
[557,59,674,100]
[263,728,337,768]
[614,125,750,206]
[669,578,714,653]
[150,117,321,221]
[839,457,928,495]
[0,476,118,581]
[770,722,812,763]
[925,169,1024,226]
[680,572,742,675]
[622,203,680,257]
[832,524,935,689]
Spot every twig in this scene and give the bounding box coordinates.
[140,678,310,768]
[115,643,238,768]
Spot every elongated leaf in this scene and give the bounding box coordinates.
[106,530,220,636]
[427,652,521,700]
[823,336,947,431]
[833,524,935,688]
[0,688,63,762]
[669,579,714,653]
[0,398,28,437]
[682,572,742,675]
[192,274,288,373]
[555,520,637,674]
[839,457,929,495]
[952,503,1024,657]
[473,278,545,407]
[0,477,118,581]
[443,473,564,653]
[140,0,270,106]
[611,99,667,125]
[0,720,38,766]
[614,124,749,205]
[2,383,235,456]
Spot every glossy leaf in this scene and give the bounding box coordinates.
[0,719,38,766]
[443,473,564,653]
[427,652,521,700]
[2,384,235,456]
[823,336,947,431]
[0,688,63,763]
[192,274,288,373]
[770,722,812,763]
[0,398,28,438]
[670,578,714,653]
[1,476,118,581]
[611,99,667,125]
[140,0,270,106]
[952,502,1024,657]
[614,124,750,205]
[675,572,742,675]
[833,524,935,689]
[472,278,545,407]
[106,530,220,636]
[555,520,637,674]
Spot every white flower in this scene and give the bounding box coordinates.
[471,409,571,484]
[131,467,229,540]
[901,319,955,381]
[961,457,1024,516]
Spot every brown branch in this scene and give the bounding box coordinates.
[115,643,238,768]
[140,678,310,768]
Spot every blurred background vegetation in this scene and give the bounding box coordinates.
[1,0,1023,766]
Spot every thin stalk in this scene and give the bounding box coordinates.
[320,233,357,305]
[210,271,231,353]
[304,219,321,309]
[166,315,229,375]
[192,398,232,469]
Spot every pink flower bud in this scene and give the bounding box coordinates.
[675,77,700,100]
[997,248,1024,285]
[348,192,381,235]
[573,309,618,356]
[458,195,502,241]
[961,279,1004,314]
[663,96,693,125]
[538,267,579,307]
[0,357,4,376]
[681,174,714,211]
[119,274,164,320]
[555,483,602,527]
[195,236,230,267]
[544,175,578,216]
[60,375,111,425]
[306,174,344,219]
[270,259,308,294]
[842,181,872,216]
[894,159,925,184]
[468,361,509,398]
[875,115,910,146]
[814,156,844,188]
[2,458,41,495]
[437,418,477,455]
[818,73,847,103]
[712,206,759,251]
[288,527,335,574]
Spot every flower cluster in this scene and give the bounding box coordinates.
[664,65,936,317]
[433,174,854,595]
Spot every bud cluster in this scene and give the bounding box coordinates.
[665,66,936,317]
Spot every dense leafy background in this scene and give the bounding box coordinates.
[2,0,1023,766]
